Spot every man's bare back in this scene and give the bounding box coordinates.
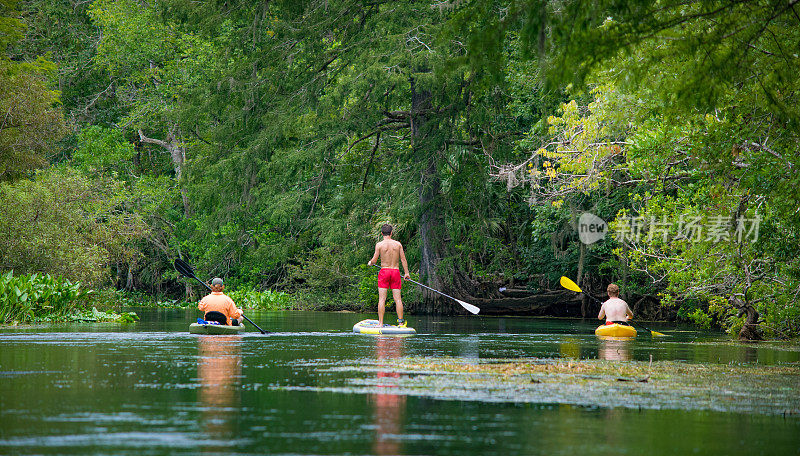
[598,297,632,322]
[598,283,633,323]
[374,238,403,269]
[368,237,410,279]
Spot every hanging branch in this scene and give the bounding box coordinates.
[361,130,381,191]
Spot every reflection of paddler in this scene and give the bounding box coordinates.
[598,337,632,361]
[198,335,242,440]
[372,336,406,456]
[198,278,243,326]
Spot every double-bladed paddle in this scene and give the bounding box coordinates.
[174,258,269,334]
[372,264,480,314]
[559,276,666,337]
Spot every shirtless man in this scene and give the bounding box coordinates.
[598,283,633,325]
[367,224,411,327]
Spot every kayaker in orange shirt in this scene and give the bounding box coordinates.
[367,224,411,327]
[598,283,633,325]
[198,278,243,326]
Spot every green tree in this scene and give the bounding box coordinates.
[14,0,119,126]
[0,0,67,180]
[0,167,148,287]
[131,0,543,310]
[493,0,800,337]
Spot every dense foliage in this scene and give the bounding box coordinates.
[2,0,798,337]
[0,271,88,323]
[490,0,800,339]
[226,289,293,311]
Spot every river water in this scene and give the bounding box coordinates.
[0,309,798,455]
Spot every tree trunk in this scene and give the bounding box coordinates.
[125,264,134,290]
[621,243,629,302]
[411,77,449,314]
[577,241,587,317]
[732,296,763,341]
[138,126,190,217]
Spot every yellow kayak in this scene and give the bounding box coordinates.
[595,323,637,338]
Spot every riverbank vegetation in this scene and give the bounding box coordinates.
[1,1,798,338]
[0,271,137,324]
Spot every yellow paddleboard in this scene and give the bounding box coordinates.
[353,319,416,335]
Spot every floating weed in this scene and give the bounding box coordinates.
[283,356,800,416]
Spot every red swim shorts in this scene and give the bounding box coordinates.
[378,268,402,290]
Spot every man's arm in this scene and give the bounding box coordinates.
[367,243,380,266]
[399,244,410,279]
[228,298,242,319]
[597,303,606,320]
[626,304,634,320]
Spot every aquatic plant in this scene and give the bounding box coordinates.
[72,307,139,323]
[227,289,293,310]
[298,356,800,416]
[0,271,91,324]
[91,288,183,308]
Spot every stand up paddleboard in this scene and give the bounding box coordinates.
[189,323,246,335]
[353,319,416,335]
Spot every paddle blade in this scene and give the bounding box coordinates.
[174,258,212,291]
[174,258,195,278]
[650,330,668,337]
[559,276,583,293]
[457,299,481,315]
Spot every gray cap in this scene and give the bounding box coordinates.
[211,277,224,286]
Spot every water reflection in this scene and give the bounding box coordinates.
[460,334,480,365]
[197,335,242,449]
[560,338,582,359]
[371,336,407,455]
[741,346,758,363]
[1,314,798,456]
[598,337,632,361]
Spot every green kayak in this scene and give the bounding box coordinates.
[189,323,246,335]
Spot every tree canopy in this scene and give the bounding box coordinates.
[2,0,798,338]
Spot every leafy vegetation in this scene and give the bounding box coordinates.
[45,307,140,324]
[227,289,293,311]
[1,0,798,338]
[0,271,90,324]
[90,288,183,309]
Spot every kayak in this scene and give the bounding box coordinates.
[189,323,246,335]
[353,319,416,335]
[595,323,637,338]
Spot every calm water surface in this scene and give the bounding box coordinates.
[0,310,798,455]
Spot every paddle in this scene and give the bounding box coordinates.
[559,276,666,337]
[174,258,269,334]
[372,264,480,314]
